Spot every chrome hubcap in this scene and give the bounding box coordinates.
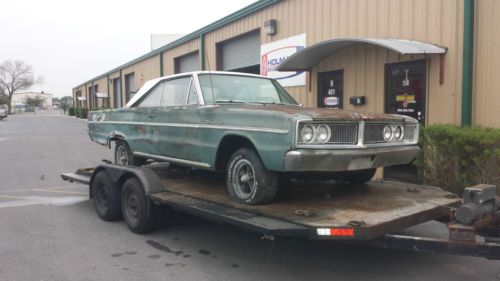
[232,159,256,200]
[116,146,129,166]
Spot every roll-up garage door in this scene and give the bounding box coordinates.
[220,31,260,72]
[176,52,200,73]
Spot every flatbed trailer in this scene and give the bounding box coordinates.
[62,163,500,260]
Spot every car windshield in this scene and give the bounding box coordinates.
[198,74,298,105]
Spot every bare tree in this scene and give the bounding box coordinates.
[60,96,73,114]
[0,60,43,114]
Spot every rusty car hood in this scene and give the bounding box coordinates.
[222,104,406,121]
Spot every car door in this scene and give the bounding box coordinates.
[151,75,205,164]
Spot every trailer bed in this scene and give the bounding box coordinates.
[148,166,460,240]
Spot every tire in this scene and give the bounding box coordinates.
[336,168,377,184]
[114,141,145,166]
[226,148,279,204]
[121,177,157,234]
[91,171,122,221]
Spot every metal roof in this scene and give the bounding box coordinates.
[277,38,447,71]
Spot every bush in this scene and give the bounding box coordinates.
[417,125,500,195]
[68,107,75,116]
[79,108,88,119]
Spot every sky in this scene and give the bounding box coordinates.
[0,0,257,98]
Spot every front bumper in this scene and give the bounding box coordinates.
[283,145,420,172]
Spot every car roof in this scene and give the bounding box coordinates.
[124,71,272,108]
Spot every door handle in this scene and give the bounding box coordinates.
[147,114,156,120]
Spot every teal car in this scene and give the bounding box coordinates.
[88,71,419,204]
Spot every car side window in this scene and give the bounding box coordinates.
[187,79,199,105]
[161,77,191,107]
[137,82,165,107]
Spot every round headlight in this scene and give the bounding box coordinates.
[383,125,393,141]
[394,125,404,140]
[301,125,316,143]
[316,124,331,143]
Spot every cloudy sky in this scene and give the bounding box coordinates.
[0,0,256,98]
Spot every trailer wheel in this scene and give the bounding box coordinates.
[91,171,122,221]
[226,148,278,204]
[121,177,157,234]
[337,168,377,184]
[114,141,145,166]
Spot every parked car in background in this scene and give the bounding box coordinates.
[0,104,8,120]
[88,72,420,204]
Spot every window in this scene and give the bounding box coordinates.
[161,77,191,107]
[137,83,165,107]
[187,79,199,105]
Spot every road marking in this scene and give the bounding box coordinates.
[0,187,85,194]
[0,196,87,209]
[32,188,87,195]
[0,195,26,200]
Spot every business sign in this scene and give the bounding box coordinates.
[260,33,306,87]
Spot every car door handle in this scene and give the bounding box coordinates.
[147,114,156,120]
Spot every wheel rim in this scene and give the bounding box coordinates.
[231,159,256,200]
[94,183,108,213]
[116,145,129,166]
[124,190,140,225]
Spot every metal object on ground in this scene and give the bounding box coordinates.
[456,184,499,225]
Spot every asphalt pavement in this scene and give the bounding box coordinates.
[0,111,498,281]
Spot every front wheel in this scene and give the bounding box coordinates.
[226,148,279,205]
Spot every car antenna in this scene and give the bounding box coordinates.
[205,46,216,103]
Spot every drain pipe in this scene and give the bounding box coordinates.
[461,0,474,127]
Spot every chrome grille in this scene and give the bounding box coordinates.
[329,123,359,145]
[403,124,417,141]
[364,123,387,144]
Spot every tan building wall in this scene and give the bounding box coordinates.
[120,55,161,104]
[473,0,500,127]
[203,0,464,125]
[162,39,200,75]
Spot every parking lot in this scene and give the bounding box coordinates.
[0,112,499,281]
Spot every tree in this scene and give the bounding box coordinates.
[24,95,45,114]
[0,60,43,114]
[60,96,73,114]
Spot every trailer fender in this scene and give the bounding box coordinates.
[89,164,164,199]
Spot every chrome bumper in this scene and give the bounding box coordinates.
[283,145,420,172]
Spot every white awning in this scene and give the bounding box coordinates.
[95,92,108,98]
[277,38,447,71]
[77,96,87,101]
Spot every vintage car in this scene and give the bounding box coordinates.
[88,71,419,204]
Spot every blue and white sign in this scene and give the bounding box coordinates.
[260,33,306,87]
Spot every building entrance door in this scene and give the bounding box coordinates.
[317,70,344,108]
[384,60,427,183]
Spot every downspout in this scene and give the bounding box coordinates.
[160,51,164,77]
[200,33,206,70]
[461,0,474,127]
[119,69,123,107]
[106,74,110,108]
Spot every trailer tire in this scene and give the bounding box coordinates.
[121,177,157,234]
[226,148,278,204]
[91,171,122,221]
[114,141,146,167]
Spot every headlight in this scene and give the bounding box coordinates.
[300,124,316,143]
[383,125,393,141]
[394,125,404,140]
[316,124,331,143]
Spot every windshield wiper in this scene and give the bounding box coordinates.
[215,99,246,104]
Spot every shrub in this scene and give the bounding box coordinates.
[416,125,500,195]
[68,107,75,116]
[79,108,88,119]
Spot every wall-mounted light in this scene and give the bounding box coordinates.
[264,19,277,36]
[109,79,113,85]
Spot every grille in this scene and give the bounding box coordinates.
[329,123,359,145]
[364,122,418,144]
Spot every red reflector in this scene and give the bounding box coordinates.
[330,228,354,236]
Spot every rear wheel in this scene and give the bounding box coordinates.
[91,171,121,221]
[121,177,157,234]
[335,168,377,184]
[226,148,278,204]
[114,141,145,166]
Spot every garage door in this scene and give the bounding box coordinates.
[176,52,200,73]
[220,31,260,73]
